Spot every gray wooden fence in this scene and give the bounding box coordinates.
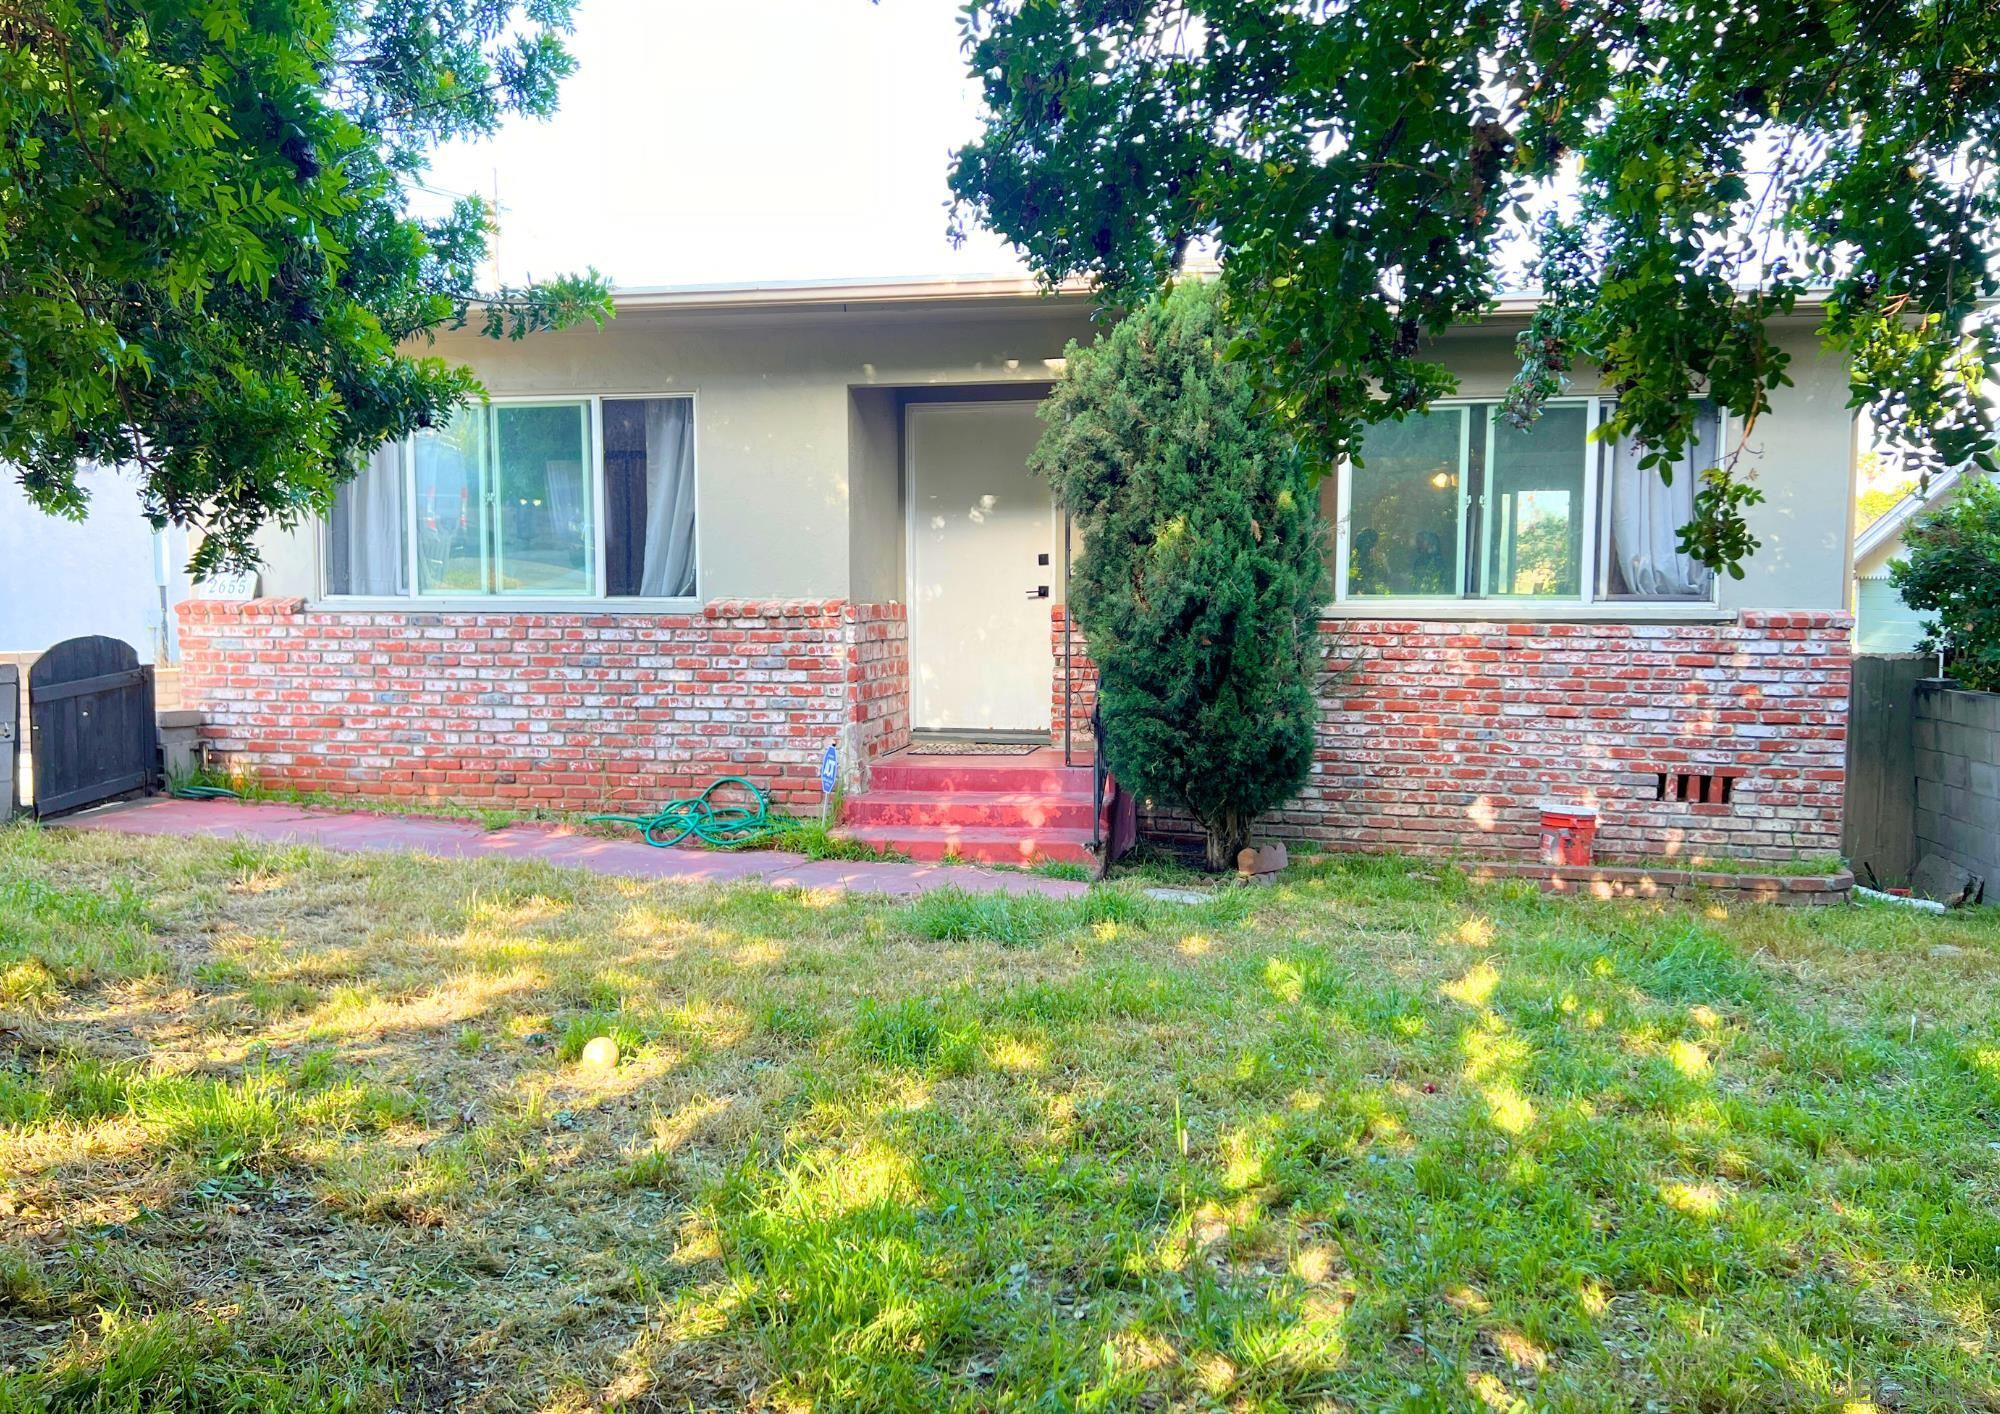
[1,663,16,820]
[1843,654,1929,887]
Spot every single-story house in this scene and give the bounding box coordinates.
[176,274,1856,865]
[1851,466,1994,656]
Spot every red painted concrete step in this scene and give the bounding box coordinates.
[866,752,1092,797]
[842,790,1096,831]
[835,823,1096,867]
[834,746,1098,865]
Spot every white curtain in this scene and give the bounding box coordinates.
[641,399,697,597]
[330,443,407,595]
[1608,413,1714,598]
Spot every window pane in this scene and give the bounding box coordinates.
[327,444,407,595]
[1345,410,1465,596]
[493,404,594,597]
[1482,405,1587,597]
[1600,403,1719,599]
[602,397,697,598]
[412,408,488,596]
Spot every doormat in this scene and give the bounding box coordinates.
[905,739,1041,757]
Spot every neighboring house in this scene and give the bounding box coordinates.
[1850,466,1990,656]
[175,275,1857,865]
[1,464,193,668]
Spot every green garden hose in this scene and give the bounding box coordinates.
[168,783,242,801]
[587,776,781,850]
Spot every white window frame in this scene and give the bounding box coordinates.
[1329,395,1726,620]
[317,391,701,611]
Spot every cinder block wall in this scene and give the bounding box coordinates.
[1914,680,2000,882]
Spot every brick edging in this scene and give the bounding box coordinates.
[1466,859,1854,905]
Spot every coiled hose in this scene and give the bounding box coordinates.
[587,776,780,849]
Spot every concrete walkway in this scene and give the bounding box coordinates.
[63,798,1090,899]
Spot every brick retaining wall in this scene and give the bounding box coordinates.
[183,601,1849,863]
[1073,612,1849,864]
[177,598,906,810]
[848,603,911,765]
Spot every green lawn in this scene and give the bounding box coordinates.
[2,826,1999,1411]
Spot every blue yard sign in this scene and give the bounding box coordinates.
[819,743,839,795]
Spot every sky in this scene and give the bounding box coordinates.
[416,0,1028,291]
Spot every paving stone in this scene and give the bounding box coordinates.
[62,798,1087,900]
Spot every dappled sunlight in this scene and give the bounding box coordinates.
[1670,1038,1711,1076]
[1446,961,1500,1008]
[983,1033,1045,1073]
[1468,1370,1533,1410]
[1659,1179,1728,1218]
[9,828,2000,1408]
[773,1141,925,1220]
[1484,1083,1537,1135]
[1491,1329,1549,1372]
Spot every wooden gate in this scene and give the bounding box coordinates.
[28,636,158,818]
[1843,653,1928,887]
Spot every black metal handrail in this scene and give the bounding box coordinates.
[1090,701,1106,853]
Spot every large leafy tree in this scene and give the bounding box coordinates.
[2,0,610,576]
[1036,281,1327,870]
[949,0,2000,577]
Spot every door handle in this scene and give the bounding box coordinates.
[1026,585,1049,599]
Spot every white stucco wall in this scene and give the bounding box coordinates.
[0,466,191,662]
[414,303,1093,602]
[251,299,1855,615]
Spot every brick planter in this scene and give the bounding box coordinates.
[176,598,907,811]
[1063,611,1849,865]
[1466,859,1854,906]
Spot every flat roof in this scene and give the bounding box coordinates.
[607,272,1095,314]
[603,270,1833,321]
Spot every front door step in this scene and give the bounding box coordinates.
[835,748,1096,866]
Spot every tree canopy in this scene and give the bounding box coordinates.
[2,0,610,576]
[1892,475,2000,692]
[949,0,2000,577]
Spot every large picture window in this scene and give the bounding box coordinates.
[1331,399,1720,605]
[323,395,697,601]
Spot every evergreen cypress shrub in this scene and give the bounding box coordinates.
[1891,475,2000,692]
[1033,282,1329,870]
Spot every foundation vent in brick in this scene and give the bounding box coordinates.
[1656,771,1740,806]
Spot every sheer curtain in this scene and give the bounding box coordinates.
[641,398,697,597]
[328,443,407,595]
[1606,412,1715,598]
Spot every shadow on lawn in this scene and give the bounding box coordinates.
[5,828,2000,1409]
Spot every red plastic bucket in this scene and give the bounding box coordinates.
[1538,801,1599,867]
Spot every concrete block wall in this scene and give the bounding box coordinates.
[1913,680,2000,882]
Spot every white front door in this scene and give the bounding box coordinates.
[907,401,1055,733]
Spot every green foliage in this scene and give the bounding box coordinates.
[1033,282,1328,869]
[1857,481,1919,531]
[1,0,612,576]
[1890,475,2000,692]
[949,0,2000,578]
